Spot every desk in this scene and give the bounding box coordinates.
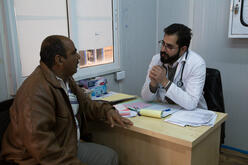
[89,112,227,165]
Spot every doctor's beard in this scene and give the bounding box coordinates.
[160,49,180,65]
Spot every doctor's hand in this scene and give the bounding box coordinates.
[106,109,133,128]
[149,65,168,85]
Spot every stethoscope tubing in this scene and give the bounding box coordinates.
[177,50,189,87]
[162,50,189,88]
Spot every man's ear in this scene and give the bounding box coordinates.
[181,46,187,52]
[180,46,187,56]
[54,54,64,66]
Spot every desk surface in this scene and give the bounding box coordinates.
[127,112,227,148]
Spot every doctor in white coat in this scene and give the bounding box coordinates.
[141,24,207,110]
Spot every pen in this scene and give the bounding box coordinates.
[128,107,138,112]
[164,108,171,111]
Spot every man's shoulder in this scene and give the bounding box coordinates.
[17,66,50,95]
[188,50,205,65]
[24,66,45,82]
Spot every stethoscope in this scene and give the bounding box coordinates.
[163,50,189,88]
[176,50,189,87]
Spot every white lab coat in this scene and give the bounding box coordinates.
[141,50,207,110]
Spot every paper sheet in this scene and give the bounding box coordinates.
[164,108,217,127]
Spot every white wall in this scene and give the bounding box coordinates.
[157,0,192,44]
[118,0,157,95]
[191,0,248,150]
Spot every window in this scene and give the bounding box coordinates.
[12,0,120,83]
[13,0,68,78]
[67,0,120,80]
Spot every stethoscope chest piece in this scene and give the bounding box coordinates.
[177,81,183,87]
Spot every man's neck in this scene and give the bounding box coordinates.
[51,68,68,83]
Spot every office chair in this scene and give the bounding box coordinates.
[0,98,17,165]
[203,68,225,144]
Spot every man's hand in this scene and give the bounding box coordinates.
[106,109,133,128]
[149,65,168,85]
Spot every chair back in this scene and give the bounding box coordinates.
[204,68,225,113]
[203,68,225,144]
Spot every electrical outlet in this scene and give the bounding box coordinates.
[116,71,126,81]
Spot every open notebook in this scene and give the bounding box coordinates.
[138,104,181,118]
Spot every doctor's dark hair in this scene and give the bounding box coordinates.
[163,23,192,48]
[40,35,67,68]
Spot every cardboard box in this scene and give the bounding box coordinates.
[78,77,107,97]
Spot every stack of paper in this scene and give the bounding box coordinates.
[164,109,217,127]
[113,104,137,118]
[113,104,131,116]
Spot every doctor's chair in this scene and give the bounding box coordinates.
[203,68,225,144]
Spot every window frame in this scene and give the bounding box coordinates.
[67,0,120,81]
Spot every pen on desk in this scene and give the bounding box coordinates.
[128,107,138,112]
[164,108,171,111]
